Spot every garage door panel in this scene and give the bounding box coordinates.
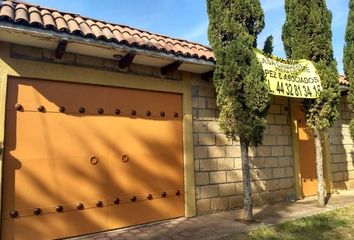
[107,196,184,230]
[57,156,109,203]
[3,77,184,239]
[106,118,183,154]
[108,152,183,196]
[4,159,60,211]
[107,117,183,197]
[108,88,182,117]
[7,78,109,115]
[7,113,110,159]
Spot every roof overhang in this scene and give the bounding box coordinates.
[0,21,215,74]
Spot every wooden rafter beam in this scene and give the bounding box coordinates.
[201,71,214,81]
[55,38,68,59]
[118,51,136,68]
[161,60,183,75]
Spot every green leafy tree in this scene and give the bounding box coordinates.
[344,0,354,140]
[207,0,270,221]
[263,35,274,55]
[282,0,340,207]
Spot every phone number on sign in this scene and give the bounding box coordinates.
[271,81,322,98]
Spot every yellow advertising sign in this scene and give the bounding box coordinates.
[254,49,322,99]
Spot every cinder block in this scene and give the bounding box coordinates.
[201,185,219,198]
[226,170,243,182]
[269,125,283,135]
[194,146,208,158]
[236,182,244,194]
[273,168,286,178]
[256,146,271,157]
[207,98,217,109]
[226,146,241,157]
[208,146,226,158]
[269,104,281,114]
[251,193,260,206]
[198,97,207,108]
[219,183,236,196]
[198,109,216,119]
[210,171,227,184]
[263,136,277,145]
[264,157,278,167]
[211,197,229,211]
[198,134,216,146]
[216,134,230,145]
[266,179,280,191]
[200,159,218,171]
[277,136,290,145]
[271,146,284,156]
[266,114,275,124]
[197,199,211,215]
[275,115,288,125]
[258,168,272,180]
[234,158,242,169]
[199,86,215,97]
[218,158,235,170]
[278,157,292,167]
[285,167,294,177]
[208,121,222,133]
[279,178,293,189]
[229,195,243,208]
[194,121,208,133]
[283,146,293,156]
[196,172,209,186]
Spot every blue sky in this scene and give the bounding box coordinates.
[29,0,349,74]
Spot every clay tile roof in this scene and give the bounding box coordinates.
[339,75,350,86]
[0,0,215,61]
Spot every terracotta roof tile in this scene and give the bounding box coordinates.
[14,3,28,23]
[0,1,14,21]
[40,9,56,30]
[0,0,215,61]
[63,14,81,34]
[28,6,43,26]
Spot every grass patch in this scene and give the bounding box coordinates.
[247,205,354,240]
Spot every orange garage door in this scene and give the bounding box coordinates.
[2,77,184,240]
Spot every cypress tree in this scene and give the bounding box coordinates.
[263,35,274,55]
[207,0,270,221]
[344,0,354,140]
[282,0,340,207]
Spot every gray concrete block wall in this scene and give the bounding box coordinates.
[329,96,354,191]
[191,80,296,215]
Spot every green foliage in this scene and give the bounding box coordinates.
[263,35,274,55]
[344,0,354,140]
[282,0,340,135]
[207,0,270,145]
[247,206,354,240]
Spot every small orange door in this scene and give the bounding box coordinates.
[292,100,317,197]
[2,77,184,239]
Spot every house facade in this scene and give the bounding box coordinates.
[0,1,352,239]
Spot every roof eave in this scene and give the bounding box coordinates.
[0,21,216,68]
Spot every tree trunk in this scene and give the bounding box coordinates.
[240,138,253,221]
[314,131,325,208]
